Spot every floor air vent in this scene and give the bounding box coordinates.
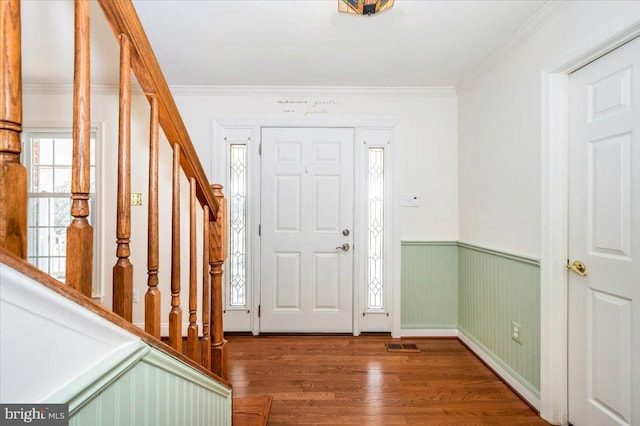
[385,343,420,353]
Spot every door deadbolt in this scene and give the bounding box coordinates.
[342,229,350,236]
[336,243,350,252]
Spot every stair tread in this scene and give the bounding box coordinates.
[233,395,272,426]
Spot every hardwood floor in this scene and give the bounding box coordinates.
[227,335,550,425]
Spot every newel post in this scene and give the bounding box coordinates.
[209,184,227,379]
[0,0,26,259]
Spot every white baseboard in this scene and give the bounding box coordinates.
[458,330,541,411]
[400,328,459,337]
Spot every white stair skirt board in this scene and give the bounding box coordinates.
[458,330,541,411]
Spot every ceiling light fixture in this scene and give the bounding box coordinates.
[339,0,394,16]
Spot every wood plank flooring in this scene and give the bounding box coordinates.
[227,335,550,425]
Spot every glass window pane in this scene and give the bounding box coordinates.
[367,148,384,310]
[50,257,66,282]
[90,166,96,193]
[34,138,54,166]
[51,227,67,257]
[53,167,72,193]
[90,136,96,165]
[36,228,50,256]
[27,229,37,257]
[35,167,54,193]
[52,197,71,227]
[28,198,41,227]
[54,138,73,166]
[33,198,50,227]
[38,257,49,273]
[228,144,247,308]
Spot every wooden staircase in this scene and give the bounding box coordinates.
[0,0,264,423]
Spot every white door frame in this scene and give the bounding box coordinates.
[213,118,401,337]
[540,15,640,425]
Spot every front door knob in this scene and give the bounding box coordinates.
[336,243,350,252]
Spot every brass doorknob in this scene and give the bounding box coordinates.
[567,260,588,276]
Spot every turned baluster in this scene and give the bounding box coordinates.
[186,177,199,361]
[169,144,182,352]
[145,95,160,338]
[200,205,211,369]
[66,0,93,297]
[0,0,26,259]
[112,34,133,320]
[209,184,227,378]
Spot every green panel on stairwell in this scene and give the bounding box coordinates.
[68,345,232,426]
[401,242,458,329]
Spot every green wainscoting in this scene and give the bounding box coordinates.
[68,344,232,426]
[401,241,540,396]
[457,243,540,396]
[401,242,459,329]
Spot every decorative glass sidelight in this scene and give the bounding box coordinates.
[367,148,384,310]
[228,144,247,307]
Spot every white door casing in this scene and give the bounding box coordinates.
[260,127,354,332]
[568,37,640,426]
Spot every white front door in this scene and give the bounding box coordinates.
[568,37,640,426]
[260,127,354,332]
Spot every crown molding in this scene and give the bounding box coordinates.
[457,0,570,91]
[23,83,144,95]
[167,85,456,97]
[23,83,455,98]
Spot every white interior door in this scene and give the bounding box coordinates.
[260,128,354,332]
[568,37,640,426]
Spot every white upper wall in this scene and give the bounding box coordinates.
[457,1,640,258]
[23,88,458,326]
[172,89,459,241]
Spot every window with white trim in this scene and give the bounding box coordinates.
[23,130,98,290]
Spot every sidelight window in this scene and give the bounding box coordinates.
[228,144,247,308]
[367,147,385,310]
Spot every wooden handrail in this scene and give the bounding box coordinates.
[1,0,228,380]
[96,0,219,220]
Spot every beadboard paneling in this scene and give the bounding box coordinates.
[401,242,458,329]
[68,346,232,426]
[458,243,541,395]
[401,241,540,396]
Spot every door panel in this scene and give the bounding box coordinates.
[568,37,640,426]
[260,128,354,332]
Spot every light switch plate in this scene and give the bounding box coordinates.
[131,193,143,206]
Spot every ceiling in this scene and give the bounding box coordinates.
[22,0,548,88]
